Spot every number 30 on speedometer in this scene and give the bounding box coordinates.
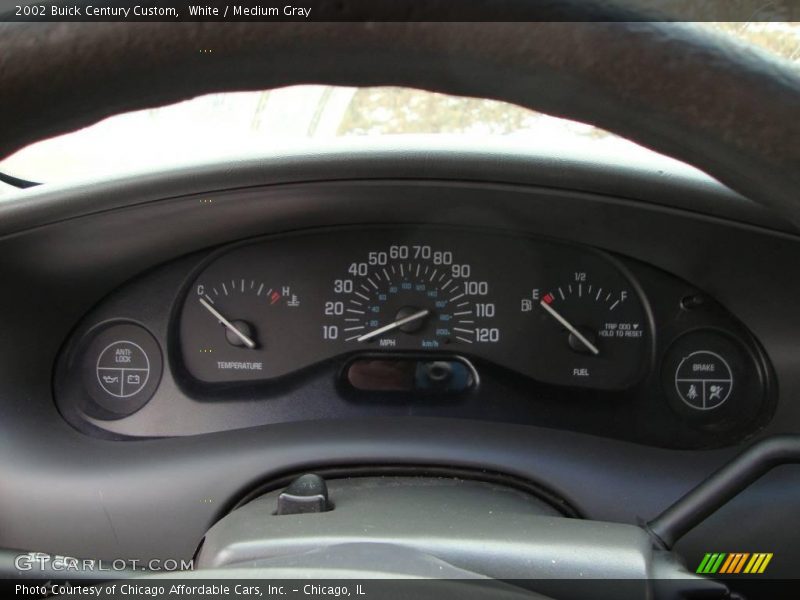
[322,244,499,349]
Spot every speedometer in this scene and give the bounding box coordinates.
[322,244,499,350]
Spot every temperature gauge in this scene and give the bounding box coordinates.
[180,277,302,383]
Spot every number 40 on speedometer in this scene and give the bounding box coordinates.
[322,244,500,349]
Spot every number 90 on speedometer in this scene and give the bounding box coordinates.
[322,244,499,349]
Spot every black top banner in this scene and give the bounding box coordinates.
[1,0,799,22]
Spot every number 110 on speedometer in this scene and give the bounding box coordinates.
[322,244,499,349]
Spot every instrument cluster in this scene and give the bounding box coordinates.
[54,226,774,447]
[179,227,649,390]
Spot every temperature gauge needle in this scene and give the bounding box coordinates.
[199,297,256,349]
[357,308,430,343]
[539,299,600,356]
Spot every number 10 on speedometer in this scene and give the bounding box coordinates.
[322,244,499,349]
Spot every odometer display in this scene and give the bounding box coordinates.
[322,244,498,349]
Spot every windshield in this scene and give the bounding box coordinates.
[0,87,644,186]
[0,22,797,189]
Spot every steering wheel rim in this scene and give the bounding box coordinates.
[1,17,799,226]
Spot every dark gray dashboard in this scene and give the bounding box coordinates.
[0,145,799,577]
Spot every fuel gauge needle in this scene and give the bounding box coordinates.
[199,297,256,349]
[539,299,600,356]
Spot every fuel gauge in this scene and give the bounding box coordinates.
[520,273,649,389]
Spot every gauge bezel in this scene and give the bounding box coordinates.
[168,224,656,396]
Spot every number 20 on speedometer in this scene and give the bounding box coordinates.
[322,244,499,350]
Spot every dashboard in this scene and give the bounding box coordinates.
[55,224,773,448]
[2,146,799,574]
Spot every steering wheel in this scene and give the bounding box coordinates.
[1,12,799,228]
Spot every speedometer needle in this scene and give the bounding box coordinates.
[199,297,257,349]
[356,309,431,343]
[539,299,600,356]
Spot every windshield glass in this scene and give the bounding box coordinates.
[0,22,797,188]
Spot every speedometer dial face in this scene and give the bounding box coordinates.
[176,227,651,389]
[323,245,497,350]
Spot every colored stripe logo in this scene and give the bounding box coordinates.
[696,553,773,574]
